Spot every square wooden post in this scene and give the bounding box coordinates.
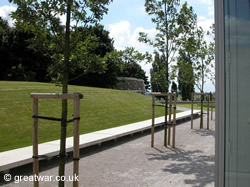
[31,93,83,187]
[164,96,168,147]
[168,95,172,146]
[211,94,214,120]
[151,95,155,147]
[200,94,204,129]
[32,98,39,187]
[151,93,177,148]
[172,94,177,148]
[191,93,194,129]
[207,94,210,130]
[73,97,81,187]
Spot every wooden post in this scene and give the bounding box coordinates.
[73,98,81,187]
[211,95,213,120]
[151,95,155,147]
[200,94,204,129]
[207,94,210,130]
[30,93,83,187]
[151,92,177,148]
[32,98,39,187]
[172,94,177,148]
[191,93,194,129]
[164,96,168,147]
[168,95,172,146]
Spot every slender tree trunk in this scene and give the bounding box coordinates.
[164,1,169,92]
[164,2,170,144]
[58,1,72,187]
[200,59,204,128]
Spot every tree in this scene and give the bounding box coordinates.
[150,51,166,92]
[117,47,150,91]
[175,3,197,100]
[0,17,52,81]
[68,24,117,88]
[191,25,215,128]
[193,26,215,93]
[171,81,177,93]
[9,0,112,186]
[0,17,13,80]
[139,0,194,92]
[177,50,195,100]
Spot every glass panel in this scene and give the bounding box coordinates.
[224,0,250,186]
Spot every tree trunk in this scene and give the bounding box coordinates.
[200,92,204,128]
[58,1,72,187]
[200,60,204,129]
[164,1,169,92]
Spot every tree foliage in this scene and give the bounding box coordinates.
[173,3,214,98]
[9,0,113,186]
[192,25,215,93]
[150,51,166,92]
[116,47,150,91]
[9,0,113,84]
[140,1,199,92]
[139,0,182,91]
[0,19,149,91]
[171,81,177,93]
[65,24,116,87]
[0,17,52,81]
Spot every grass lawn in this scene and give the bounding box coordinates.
[177,103,215,112]
[0,81,180,152]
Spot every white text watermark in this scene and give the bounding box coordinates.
[3,173,79,183]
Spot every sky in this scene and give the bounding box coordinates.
[0,0,215,92]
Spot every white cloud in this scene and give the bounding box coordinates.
[198,16,206,21]
[108,20,156,78]
[108,21,131,48]
[197,17,214,48]
[130,27,155,52]
[58,14,66,25]
[108,20,155,53]
[0,5,16,26]
[198,18,214,32]
[208,6,214,16]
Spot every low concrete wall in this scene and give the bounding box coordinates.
[116,77,146,95]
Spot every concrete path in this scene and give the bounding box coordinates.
[0,113,215,187]
[176,106,190,111]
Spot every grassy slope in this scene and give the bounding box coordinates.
[177,103,215,111]
[0,81,167,152]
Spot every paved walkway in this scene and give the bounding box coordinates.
[0,113,215,187]
[176,106,190,111]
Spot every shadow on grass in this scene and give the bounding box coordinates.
[147,148,215,187]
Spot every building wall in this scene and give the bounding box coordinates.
[115,77,146,95]
[216,0,250,186]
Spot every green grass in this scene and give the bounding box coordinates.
[0,81,177,152]
[177,103,215,111]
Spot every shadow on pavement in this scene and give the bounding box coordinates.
[147,148,214,187]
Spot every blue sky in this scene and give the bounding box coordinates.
[0,0,215,92]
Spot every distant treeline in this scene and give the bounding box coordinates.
[0,17,149,90]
